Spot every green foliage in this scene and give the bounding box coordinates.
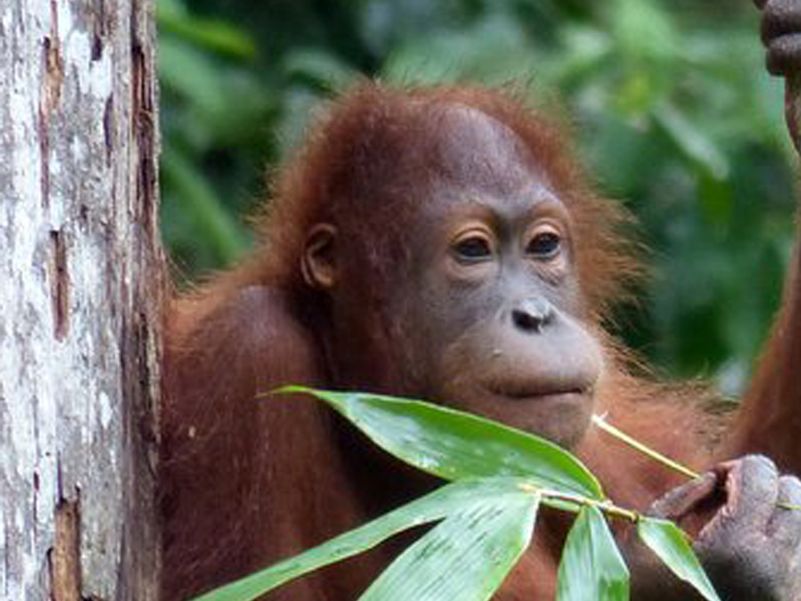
[282,386,602,497]
[192,390,720,601]
[191,478,533,601]
[556,506,630,600]
[357,493,538,601]
[637,518,719,600]
[158,0,797,391]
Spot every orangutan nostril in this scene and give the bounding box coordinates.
[511,298,554,333]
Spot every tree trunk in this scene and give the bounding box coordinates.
[0,1,162,599]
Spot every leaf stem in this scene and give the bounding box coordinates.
[592,413,701,480]
[518,483,640,523]
[592,414,801,517]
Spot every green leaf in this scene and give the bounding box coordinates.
[637,517,721,601]
[190,478,531,601]
[556,505,629,601]
[283,49,357,92]
[159,37,228,115]
[654,103,730,180]
[359,492,540,601]
[611,0,677,65]
[281,387,603,499]
[157,3,256,59]
[381,14,542,86]
[162,147,248,265]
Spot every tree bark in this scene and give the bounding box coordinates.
[0,1,162,599]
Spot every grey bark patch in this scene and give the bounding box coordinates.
[0,1,163,599]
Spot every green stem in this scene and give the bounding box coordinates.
[592,414,701,480]
[592,414,801,514]
[518,483,640,523]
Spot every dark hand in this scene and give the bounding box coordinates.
[755,0,801,77]
[648,455,801,601]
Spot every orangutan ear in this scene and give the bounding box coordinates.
[301,223,338,290]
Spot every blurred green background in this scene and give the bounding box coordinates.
[157,0,798,396]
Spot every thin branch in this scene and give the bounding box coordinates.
[592,413,701,480]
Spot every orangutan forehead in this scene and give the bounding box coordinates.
[412,103,545,196]
[325,97,555,217]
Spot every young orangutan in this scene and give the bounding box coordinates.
[160,1,801,598]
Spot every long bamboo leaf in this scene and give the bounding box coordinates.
[637,517,720,601]
[282,387,603,499]
[191,478,530,601]
[556,505,629,601]
[359,492,540,601]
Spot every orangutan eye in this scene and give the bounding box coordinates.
[453,236,492,261]
[527,231,561,259]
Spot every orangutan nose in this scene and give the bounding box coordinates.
[511,298,555,334]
